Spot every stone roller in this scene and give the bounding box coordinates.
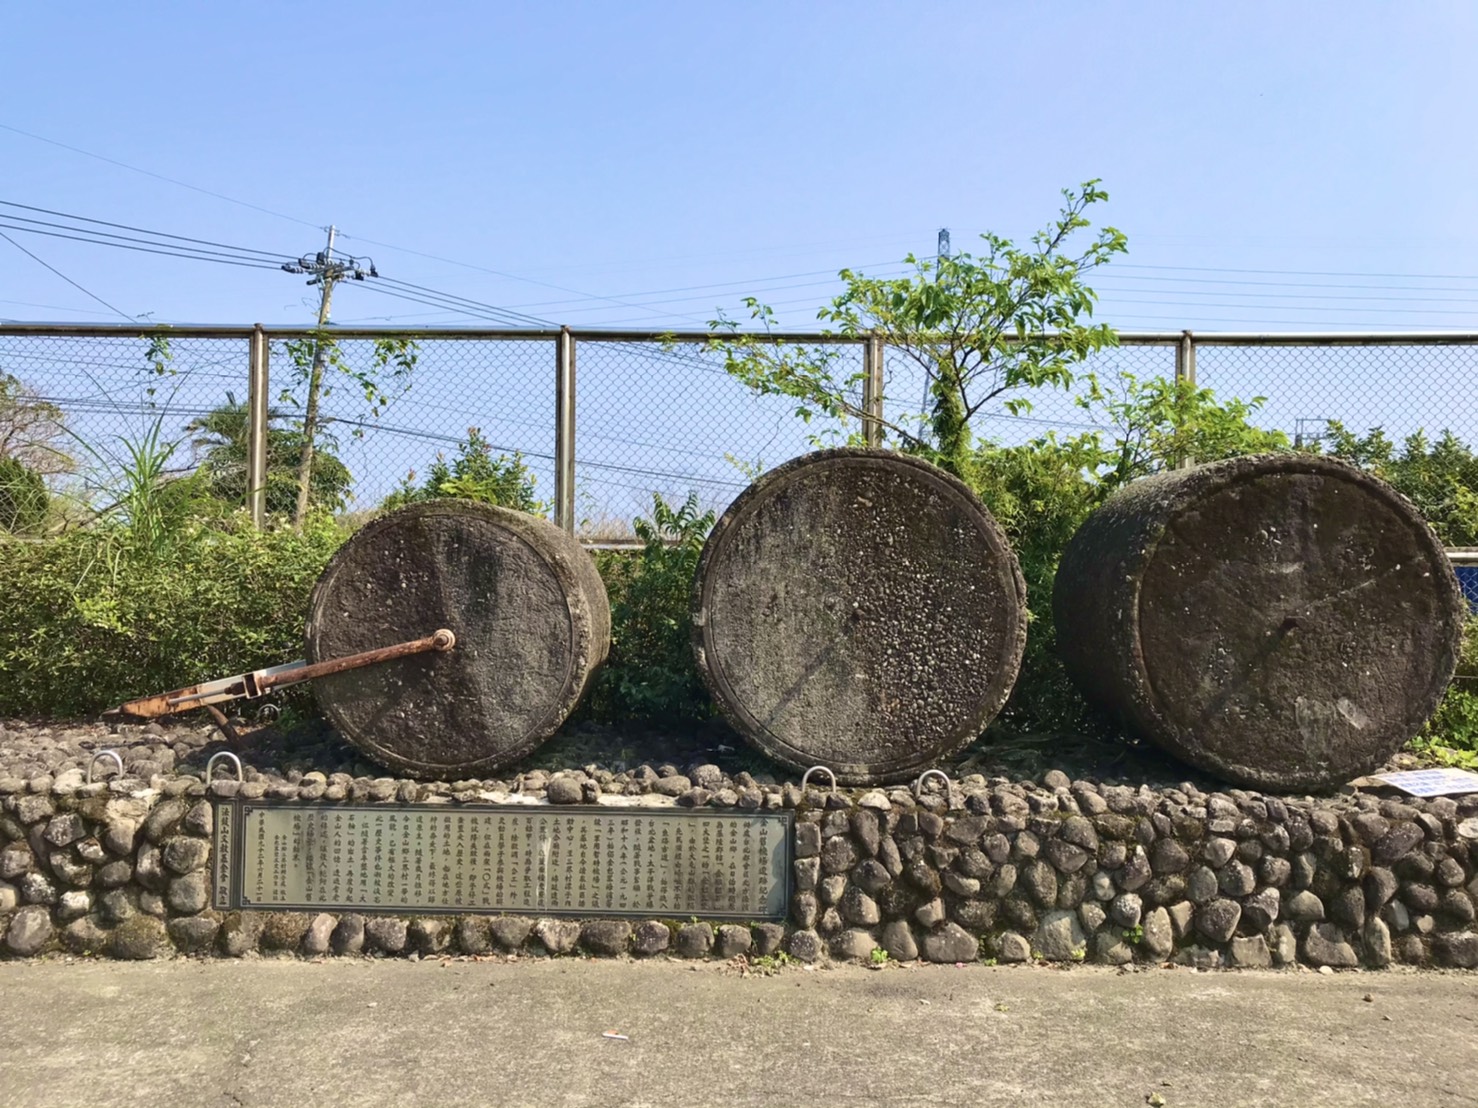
[1053,453,1466,792]
[306,500,610,778]
[691,448,1028,785]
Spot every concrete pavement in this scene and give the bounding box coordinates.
[0,958,1474,1107]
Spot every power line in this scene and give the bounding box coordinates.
[0,200,296,260]
[0,222,290,271]
[0,231,133,321]
[0,122,322,230]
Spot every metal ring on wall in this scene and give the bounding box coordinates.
[86,750,124,785]
[913,768,953,799]
[205,751,244,783]
[799,765,838,794]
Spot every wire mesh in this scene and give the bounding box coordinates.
[0,329,251,518]
[2,326,1477,545]
[573,338,866,535]
[265,334,555,515]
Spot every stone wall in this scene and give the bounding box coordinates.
[2,769,1477,968]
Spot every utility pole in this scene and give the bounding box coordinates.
[922,228,952,415]
[280,226,376,526]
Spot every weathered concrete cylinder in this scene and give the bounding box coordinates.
[692,448,1028,785]
[1053,453,1465,791]
[306,500,610,778]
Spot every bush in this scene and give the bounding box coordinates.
[1415,619,1478,766]
[0,515,346,717]
[584,494,715,724]
[966,374,1289,735]
[0,455,48,534]
[381,428,542,513]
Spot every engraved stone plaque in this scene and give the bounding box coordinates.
[217,802,792,920]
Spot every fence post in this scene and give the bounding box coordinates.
[862,332,884,448]
[1174,329,1197,388]
[246,324,269,527]
[1174,330,1196,470]
[554,326,576,533]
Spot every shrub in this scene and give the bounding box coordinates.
[966,374,1289,735]
[381,428,543,514]
[0,455,48,534]
[584,493,715,724]
[0,514,346,717]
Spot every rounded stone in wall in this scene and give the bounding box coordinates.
[692,449,1027,785]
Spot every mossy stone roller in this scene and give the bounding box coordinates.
[305,500,610,778]
[1053,453,1465,792]
[692,448,1028,785]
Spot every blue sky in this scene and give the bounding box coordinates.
[4,0,1476,332]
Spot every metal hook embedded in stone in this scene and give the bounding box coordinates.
[86,750,123,785]
[800,766,838,794]
[913,769,953,799]
[206,751,244,783]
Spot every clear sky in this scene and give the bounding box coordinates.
[3,0,1477,333]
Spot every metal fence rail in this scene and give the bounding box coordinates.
[2,323,1476,538]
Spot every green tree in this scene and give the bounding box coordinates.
[381,427,542,513]
[186,394,353,517]
[712,181,1128,476]
[0,455,48,534]
[281,335,418,526]
[1320,424,1478,546]
[0,372,73,477]
[970,375,1289,733]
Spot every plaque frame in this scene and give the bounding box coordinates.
[214,800,794,921]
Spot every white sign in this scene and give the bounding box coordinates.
[1372,768,1478,797]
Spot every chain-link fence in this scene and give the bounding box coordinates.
[2,324,1476,544]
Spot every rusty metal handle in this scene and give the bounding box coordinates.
[259,628,455,692]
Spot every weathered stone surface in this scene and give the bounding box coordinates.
[1196,898,1242,943]
[1034,910,1086,962]
[795,823,821,858]
[545,776,583,805]
[3,904,53,955]
[533,919,579,955]
[110,915,170,960]
[453,917,490,955]
[1021,860,1058,908]
[675,922,713,958]
[1095,931,1134,965]
[18,871,56,906]
[792,891,819,929]
[830,928,877,963]
[308,501,610,777]
[1284,890,1326,922]
[1118,848,1152,891]
[852,858,891,895]
[794,856,820,892]
[1241,887,1281,931]
[994,931,1029,963]
[786,929,822,963]
[712,924,751,959]
[880,919,917,961]
[840,885,881,926]
[921,921,979,963]
[1329,886,1367,930]
[260,913,311,952]
[914,898,946,928]
[821,836,857,875]
[1433,931,1478,968]
[1373,823,1424,865]
[302,913,337,955]
[166,872,209,915]
[1303,922,1359,967]
[1109,893,1143,928]
[1141,907,1173,959]
[1363,918,1392,967]
[1055,454,1466,790]
[1186,866,1219,904]
[818,875,846,906]
[632,920,671,957]
[60,916,111,954]
[331,914,366,955]
[363,917,408,954]
[169,913,222,954]
[42,813,86,847]
[579,920,631,956]
[1226,935,1271,968]
[141,799,186,844]
[1218,861,1256,898]
[693,449,1028,784]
